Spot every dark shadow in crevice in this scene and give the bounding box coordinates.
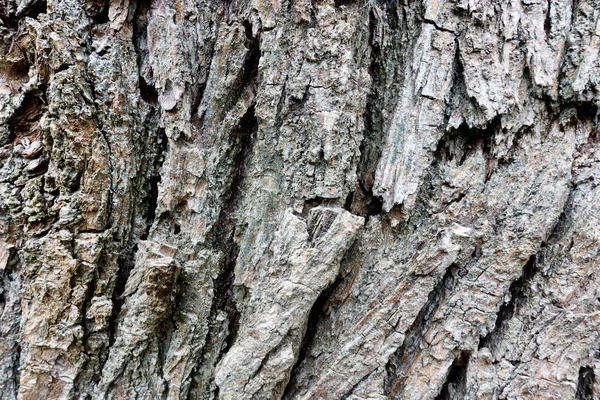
[141,127,167,239]
[5,90,46,146]
[434,351,471,400]
[132,0,157,105]
[435,115,500,181]
[108,247,137,346]
[14,0,47,19]
[575,366,595,400]
[281,241,359,399]
[478,255,537,350]
[84,0,109,23]
[139,76,159,104]
[385,263,459,397]
[211,104,258,358]
[357,8,385,193]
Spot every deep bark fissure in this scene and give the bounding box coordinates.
[436,114,501,182]
[543,0,552,39]
[190,14,220,118]
[141,127,167,240]
[78,59,122,379]
[570,0,580,26]
[350,4,399,221]
[573,102,599,126]
[5,91,45,147]
[285,275,341,385]
[434,351,471,400]
[79,266,99,346]
[107,246,137,347]
[0,249,22,398]
[385,264,459,397]
[357,7,385,193]
[85,0,109,23]
[250,329,295,390]
[12,343,20,396]
[181,26,262,396]
[133,0,158,105]
[478,255,538,351]
[16,0,47,19]
[421,18,455,34]
[138,76,159,105]
[478,180,576,353]
[575,366,595,400]
[282,240,361,399]
[187,104,258,398]
[347,180,384,220]
[340,368,377,400]
[274,75,289,131]
[95,0,166,352]
[439,42,501,177]
[83,69,114,229]
[212,103,258,356]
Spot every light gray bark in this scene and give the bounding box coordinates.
[0,0,599,399]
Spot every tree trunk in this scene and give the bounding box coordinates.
[1,0,599,398]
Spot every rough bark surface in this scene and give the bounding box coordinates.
[0,0,599,399]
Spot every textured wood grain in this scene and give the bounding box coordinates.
[0,0,599,399]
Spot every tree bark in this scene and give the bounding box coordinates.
[1,0,599,399]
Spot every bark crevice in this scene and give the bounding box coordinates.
[477,255,538,351]
[575,366,595,400]
[385,264,459,397]
[212,103,257,358]
[2,1,600,398]
[434,351,470,400]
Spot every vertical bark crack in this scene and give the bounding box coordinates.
[211,104,257,359]
[544,0,552,40]
[434,351,470,400]
[575,366,595,400]
[385,264,458,397]
[133,0,157,105]
[358,7,385,193]
[141,127,167,239]
[281,261,349,399]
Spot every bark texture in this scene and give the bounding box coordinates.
[0,0,599,399]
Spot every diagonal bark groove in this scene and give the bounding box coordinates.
[478,255,538,351]
[385,264,459,397]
